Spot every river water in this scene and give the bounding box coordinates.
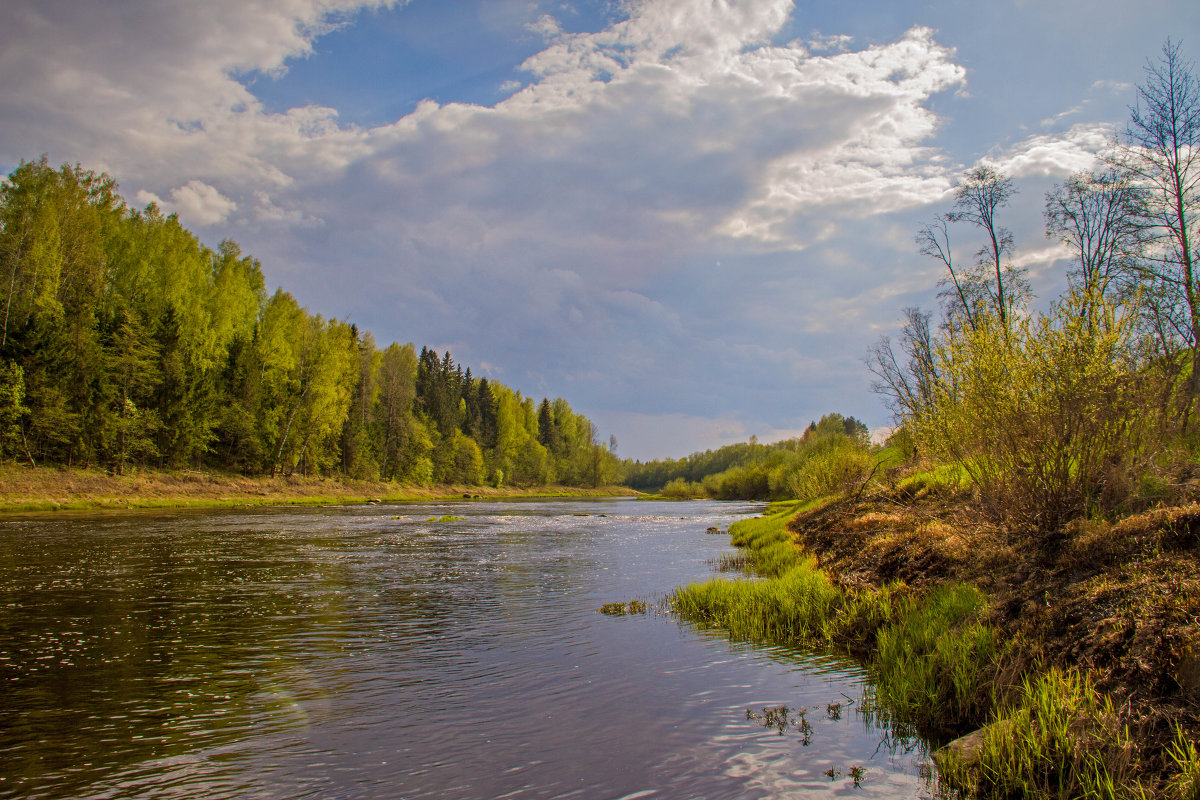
[0,499,933,799]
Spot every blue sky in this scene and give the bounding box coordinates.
[2,0,1196,460]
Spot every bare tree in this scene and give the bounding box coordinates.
[918,166,1027,331]
[947,165,1027,327]
[867,307,939,422]
[1111,39,1200,398]
[1045,168,1146,319]
[917,215,981,330]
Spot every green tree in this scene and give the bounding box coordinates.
[449,433,485,485]
[374,342,419,480]
[0,360,29,463]
[102,307,162,474]
[342,329,382,480]
[0,158,120,349]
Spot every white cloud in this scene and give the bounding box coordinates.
[0,0,397,216]
[807,33,854,54]
[166,180,239,226]
[526,13,563,40]
[985,122,1113,178]
[135,181,238,227]
[0,0,997,453]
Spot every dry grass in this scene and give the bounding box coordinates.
[784,474,1200,796]
[0,463,634,512]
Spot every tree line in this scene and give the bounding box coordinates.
[623,413,872,500]
[869,40,1199,527]
[0,157,620,486]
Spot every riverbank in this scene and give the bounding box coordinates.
[0,464,634,513]
[673,469,1200,799]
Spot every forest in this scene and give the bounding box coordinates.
[0,157,620,487]
[623,412,874,500]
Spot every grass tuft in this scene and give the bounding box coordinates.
[939,667,1140,800]
[672,557,843,643]
[1167,725,1200,800]
[867,583,998,733]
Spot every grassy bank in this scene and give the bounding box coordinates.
[0,464,634,513]
[672,471,1200,799]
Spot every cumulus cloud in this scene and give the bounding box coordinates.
[806,33,854,54]
[166,180,239,226]
[986,122,1113,178]
[0,0,996,458]
[0,0,395,210]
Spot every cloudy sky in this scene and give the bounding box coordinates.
[2,0,1196,460]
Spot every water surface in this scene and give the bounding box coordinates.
[0,499,932,798]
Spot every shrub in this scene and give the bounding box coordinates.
[911,295,1158,529]
[659,477,707,499]
[784,440,873,502]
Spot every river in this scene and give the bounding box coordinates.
[0,499,933,799]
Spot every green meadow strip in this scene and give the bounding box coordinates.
[672,502,999,740]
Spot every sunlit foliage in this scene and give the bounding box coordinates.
[0,157,618,485]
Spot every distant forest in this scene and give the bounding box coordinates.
[0,157,620,486]
[624,413,874,500]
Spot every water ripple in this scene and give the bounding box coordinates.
[0,499,933,799]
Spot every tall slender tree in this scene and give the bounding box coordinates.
[1111,40,1200,400]
[1045,168,1146,322]
[946,165,1025,327]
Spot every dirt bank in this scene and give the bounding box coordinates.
[787,477,1200,789]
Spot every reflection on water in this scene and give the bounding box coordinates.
[0,500,934,799]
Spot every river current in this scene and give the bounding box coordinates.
[0,499,933,799]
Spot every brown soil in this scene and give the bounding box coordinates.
[0,463,634,512]
[787,478,1200,778]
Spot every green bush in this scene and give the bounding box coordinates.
[911,295,1157,528]
[659,477,707,498]
[783,439,873,502]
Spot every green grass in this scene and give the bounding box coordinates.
[873,444,907,469]
[672,556,844,643]
[939,667,1141,800]
[673,476,1194,800]
[726,498,826,576]
[673,501,1000,741]
[897,462,970,494]
[1167,725,1200,800]
[866,583,998,733]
